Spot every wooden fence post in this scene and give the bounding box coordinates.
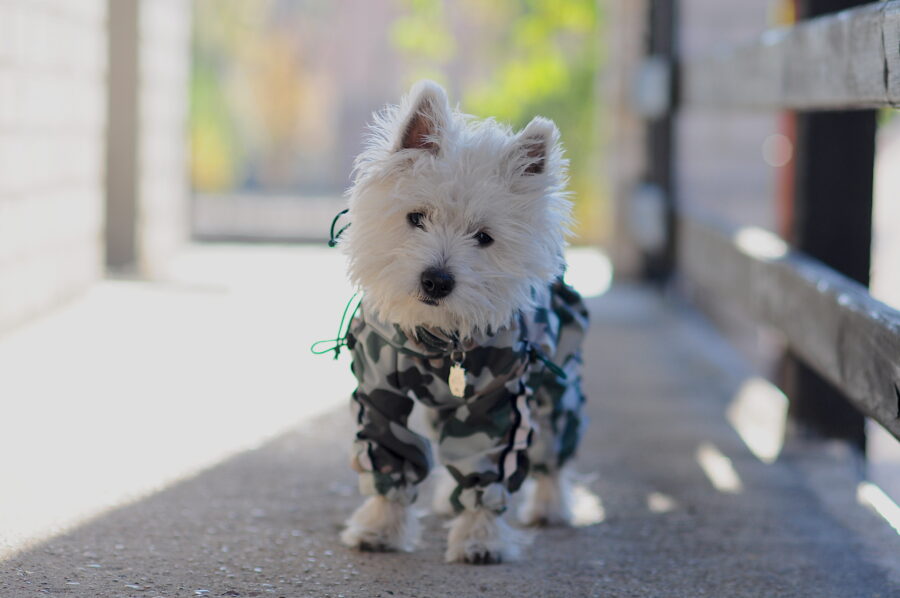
[783,0,877,449]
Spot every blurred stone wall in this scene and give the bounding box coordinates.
[0,1,108,332]
[0,0,191,333]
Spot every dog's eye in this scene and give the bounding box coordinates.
[474,231,494,247]
[407,212,425,229]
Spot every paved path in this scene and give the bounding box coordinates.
[2,281,899,597]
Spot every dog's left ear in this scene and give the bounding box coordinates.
[512,116,558,177]
[395,80,450,154]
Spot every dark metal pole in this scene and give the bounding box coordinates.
[641,0,678,282]
[783,0,876,450]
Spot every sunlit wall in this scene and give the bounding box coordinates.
[0,1,107,333]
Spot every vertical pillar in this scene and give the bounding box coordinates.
[608,0,650,279]
[639,0,678,282]
[105,0,139,270]
[783,0,876,449]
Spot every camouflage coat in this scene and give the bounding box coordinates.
[346,279,588,514]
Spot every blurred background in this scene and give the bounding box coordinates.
[0,0,897,560]
[189,0,607,242]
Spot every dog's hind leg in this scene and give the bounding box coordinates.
[520,377,583,526]
[430,467,457,517]
[418,407,456,517]
[521,279,589,527]
[518,468,574,526]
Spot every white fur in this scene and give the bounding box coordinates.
[342,81,574,563]
[430,466,457,517]
[343,80,572,339]
[340,495,420,552]
[518,470,575,527]
[444,508,531,564]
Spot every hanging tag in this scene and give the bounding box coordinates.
[449,362,466,398]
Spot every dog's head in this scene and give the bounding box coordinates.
[343,80,571,337]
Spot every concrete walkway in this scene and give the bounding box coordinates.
[2,249,899,597]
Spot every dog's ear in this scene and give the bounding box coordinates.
[395,80,450,154]
[512,117,558,176]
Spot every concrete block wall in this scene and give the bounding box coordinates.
[0,0,191,333]
[0,0,108,332]
[137,0,191,277]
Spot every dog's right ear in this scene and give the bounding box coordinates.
[394,80,450,155]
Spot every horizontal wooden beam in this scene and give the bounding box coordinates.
[678,209,900,439]
[682,1,900,110]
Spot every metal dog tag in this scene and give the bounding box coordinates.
[449,363,466,398]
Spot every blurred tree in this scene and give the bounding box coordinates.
[391,0,607,243]
[191,0,335,193]
[191,0,264,191]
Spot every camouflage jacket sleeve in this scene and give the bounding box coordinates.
[345,312,432,504]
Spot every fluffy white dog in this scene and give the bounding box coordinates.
[337,80,589,564]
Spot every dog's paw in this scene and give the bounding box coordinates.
[462,547,504,565]
[444,508,531,564]
[518,472,573,527]
[356,540,391,552]
[341,496,420,552]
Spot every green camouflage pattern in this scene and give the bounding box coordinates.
[346,279,588,513]
[525,281,589,474]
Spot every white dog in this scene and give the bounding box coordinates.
[337,81,589,564]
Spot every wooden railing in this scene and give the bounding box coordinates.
[632,0,900,441]
[683,3,900,110]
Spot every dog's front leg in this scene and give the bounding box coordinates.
[437,385,533,564]
[339,398,429,553]
[342,325,434,553]
[341,494,419,552]
[445,505,527,564]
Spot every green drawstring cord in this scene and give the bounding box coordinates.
[311,292,362,359]
[311,207,357,359]
[530,345,568,380]
[328,208,350,247]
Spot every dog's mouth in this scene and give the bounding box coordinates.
[418,296,440,306]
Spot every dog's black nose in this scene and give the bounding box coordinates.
[421,268,455,299]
